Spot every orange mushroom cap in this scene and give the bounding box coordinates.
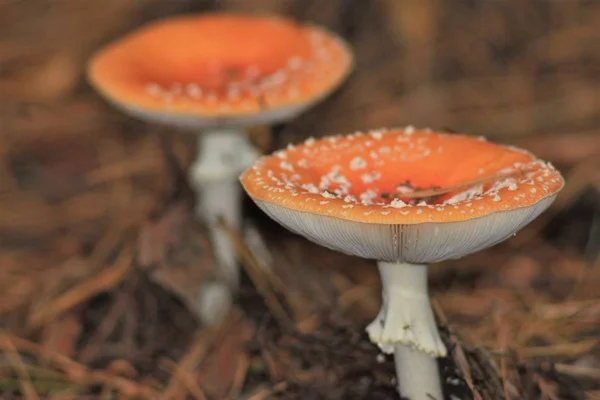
[240,127,564,263]
[87,13,353,128]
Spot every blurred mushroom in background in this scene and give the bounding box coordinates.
[86,12,354,296]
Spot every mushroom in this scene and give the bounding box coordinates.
[86,13,354,291]
[240,127,564,399]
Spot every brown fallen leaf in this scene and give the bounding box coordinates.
[554,364,600,380]
[137,201,219,320]
[520,338,600,360]
[514,130,600,165]
[0,333,40,400]
[198,315,254,399]
[138,201,188,269]
[28,245,134,329]
[0,50,80,102]
[40,311,82,359]
[161,308,243,400]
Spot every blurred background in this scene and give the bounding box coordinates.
[0,0,599,399]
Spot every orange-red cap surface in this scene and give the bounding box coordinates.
[241,127,564,225]
[87,13,353,125]
[241,127,564,263]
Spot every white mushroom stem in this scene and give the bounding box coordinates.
[195,280,233,327]
[188,129,261,290]
[394,344,443,400]
[366,262,445,400]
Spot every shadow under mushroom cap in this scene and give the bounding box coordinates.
[240,127,564,263]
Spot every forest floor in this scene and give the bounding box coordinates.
[1,0,600,399]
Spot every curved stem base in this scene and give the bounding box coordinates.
[195,280,233,327]
[189,129,260,290]
[196,179,242,288]
[395,344,444,400]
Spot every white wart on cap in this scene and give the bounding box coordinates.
[87,13,353,129]
[240,127,564,263]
